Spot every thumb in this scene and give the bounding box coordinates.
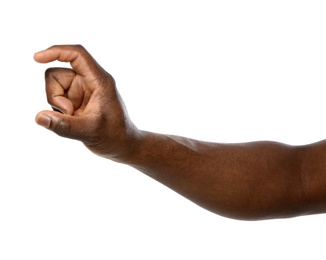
[35,111,87,140]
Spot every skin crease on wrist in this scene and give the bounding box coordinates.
[34,44,326,221]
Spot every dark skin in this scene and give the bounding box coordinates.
[34,44,326,221]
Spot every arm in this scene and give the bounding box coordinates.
[34,45,326,221]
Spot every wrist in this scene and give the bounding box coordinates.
[101,125,145,165]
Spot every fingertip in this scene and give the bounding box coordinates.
[33,51,43,62]
[34,47,55,62]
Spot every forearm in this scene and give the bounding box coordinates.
[119,131,306,220]
[298,140,326,216]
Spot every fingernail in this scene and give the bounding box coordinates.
[37,114,51,128]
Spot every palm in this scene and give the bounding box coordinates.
[46,68,99,116]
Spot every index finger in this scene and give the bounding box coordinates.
[34,44,98,77]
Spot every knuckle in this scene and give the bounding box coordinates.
[45,67,56,78]
[73,44,84,50]
[54,119,71,138]
[71,44,86,56]
[46,88,58,104]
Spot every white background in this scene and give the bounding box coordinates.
[1,0,326,259]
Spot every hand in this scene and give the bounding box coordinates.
[34,45,140,161]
